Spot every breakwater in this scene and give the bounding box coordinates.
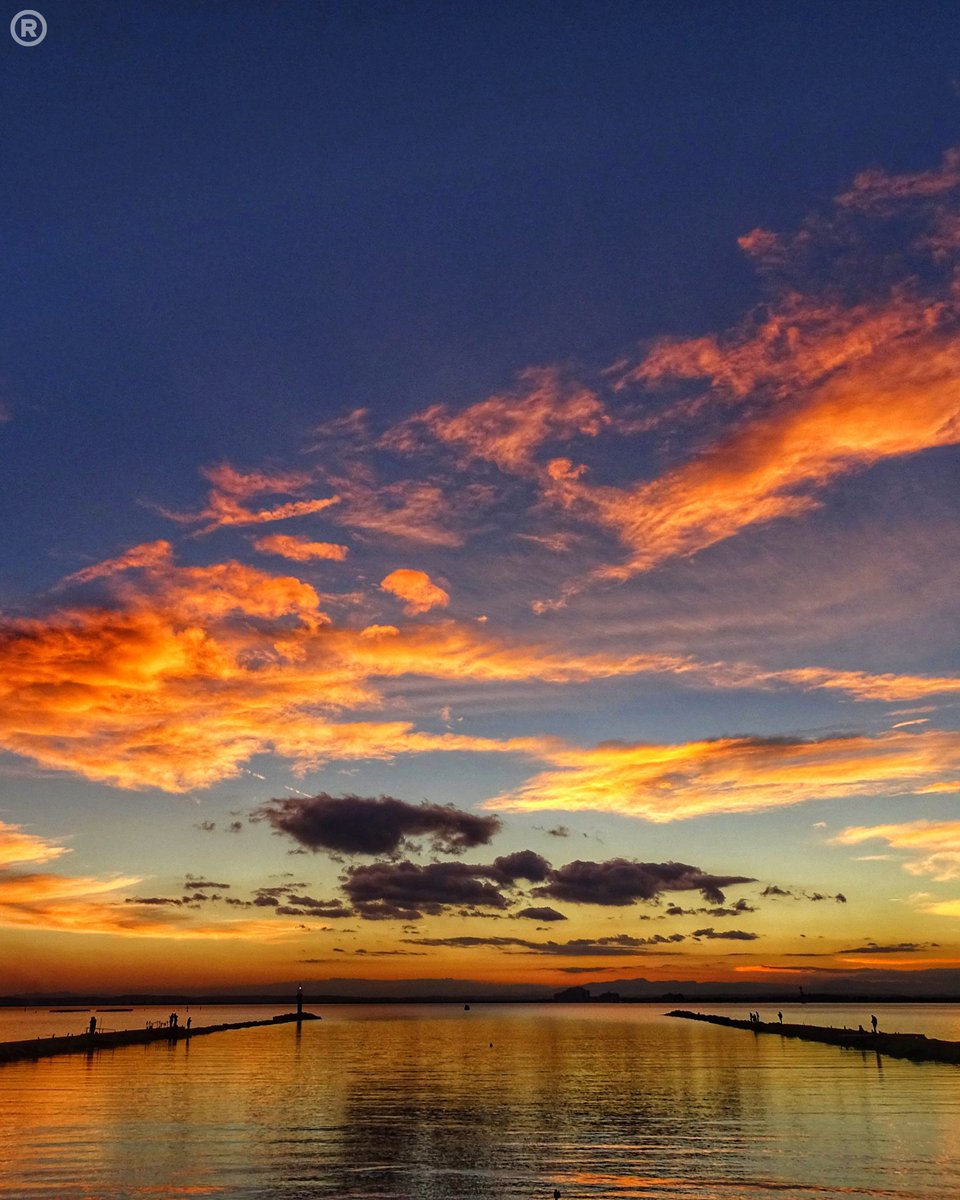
[0,1011,319,1065]
[667,1009,960,1065]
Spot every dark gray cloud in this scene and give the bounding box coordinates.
[515,906,567,922]
[342,860,511,920]
[690,927,759,941]
[665,898,757,917]
[253,793,501,857]
[487,850,551,884]
[276,902,353,918]
[534,859,754,907]
[184,878,230,889]
[194,820,216,833]
[281,894,354,918]
[403,933,686,956]
[762,885,847,903]
[838,942,936,954]
[124,896,182,906]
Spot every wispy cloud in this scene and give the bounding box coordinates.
[382,367,608,474]
[251,534,349,562]
[487,730,960,822]
[156,463,339,535]
[833,819,960,881]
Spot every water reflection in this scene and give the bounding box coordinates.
[2,1005,960,1199]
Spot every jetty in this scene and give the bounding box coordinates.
[0,988,320,1066]
[667,1010,960,1065]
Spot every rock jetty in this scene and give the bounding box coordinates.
[667,1009,960,1065]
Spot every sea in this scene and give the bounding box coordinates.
[2,1001,960,1199]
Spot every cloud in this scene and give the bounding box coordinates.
[486,730,960,822]
[63,540,174,585]
[382,367,608,475]
[530,151,960,590]
[838,942,934,955]
[0,820,69,868]
[252,534,349,562]
[531,859,754,906]
[157,463,340,535]
[341,861,512,920]
[664,897,757,917]
[380,569,450,615]
[833,819,960,881]
[690,927,759,941]
[760,885,846,903]
[1,546,684,791]
[835,147,960,212]
[253,793,501,857]
[327,473,474,546]
[554,333,960,582]
[401,932,686,956]
[515,906,567,921]
[486,850,551,884]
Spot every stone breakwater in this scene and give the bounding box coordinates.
[667,1009,960,1065]
[0,1011,319,1065]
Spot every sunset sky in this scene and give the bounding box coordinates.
[3,2,960,996]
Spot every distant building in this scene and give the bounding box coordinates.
[553,986,591,1001]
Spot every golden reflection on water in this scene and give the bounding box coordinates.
[2,1004,960,1199]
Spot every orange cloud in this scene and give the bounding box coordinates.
[382,366,608,474]
[328,473,477,546]
[380,569,450,615]
[157,463,340,534]
[701,662,960,703]
[1,548,675,791]
[485,730,960,823]
[0,871,311,938]
[532,153,960,587]
[252,533,349,562]
[556,332,960,581]
[833,819,960,881]
[0,820,69,868]
[836,146,960,212]
[64,540,174,585]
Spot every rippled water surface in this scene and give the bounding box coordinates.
[2,1002,960,1199]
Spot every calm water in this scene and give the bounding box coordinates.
[2,1002,960,1199]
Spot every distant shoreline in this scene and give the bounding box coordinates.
[4,993,960,1008]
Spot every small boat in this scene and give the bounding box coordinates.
[49,1008,89,1013]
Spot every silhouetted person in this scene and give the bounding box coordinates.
[88,1016,97,1036]
[778,1011,783,1024]
[554,1190,561,1199]
[186,1016,192,1031]
[170,1012,178,1029]
[858,1024,865,1033]
[871,1014,878,1034]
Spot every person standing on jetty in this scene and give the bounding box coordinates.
[88,1016,96,1036]
[871,1014,878,1034]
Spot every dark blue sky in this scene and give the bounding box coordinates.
[4,2,960,994]
[2,0,959,591]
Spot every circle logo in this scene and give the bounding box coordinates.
[10,9,46,45]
